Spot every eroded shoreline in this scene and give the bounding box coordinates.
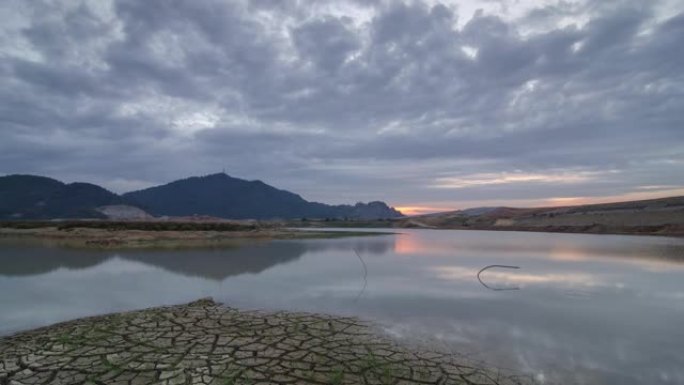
[0,299,532,385]
[0,224,391,249]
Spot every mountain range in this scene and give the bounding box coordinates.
[0,173,403,220]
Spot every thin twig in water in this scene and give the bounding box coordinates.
[353,248,368,302]
[477,264,521,291]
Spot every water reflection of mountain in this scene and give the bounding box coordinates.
[0,235,397,280]
[125,236,396,280]
[0,243,109,276]
[0,241,307,281]
[120,241,309,280]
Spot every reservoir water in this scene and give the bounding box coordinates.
[1,229,683,384]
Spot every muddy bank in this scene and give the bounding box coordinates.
[0,221,389,249]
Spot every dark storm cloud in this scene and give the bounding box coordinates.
[0,0,682,209]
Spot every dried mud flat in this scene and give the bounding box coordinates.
[0,299,532,385]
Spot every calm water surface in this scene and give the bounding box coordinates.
[1,229,684,384]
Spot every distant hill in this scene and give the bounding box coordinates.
[0,173,403,220]
[123,173,403,220]
[397,196,684,236]
[0,175,121,219]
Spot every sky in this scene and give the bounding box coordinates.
[1,0,683,215]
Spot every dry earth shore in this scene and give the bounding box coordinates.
[0,299,532,385]
[0,223,388,249]
[400,196,684,236]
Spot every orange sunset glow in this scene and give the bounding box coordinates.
[394,206,452,216]
[395,187,684,217]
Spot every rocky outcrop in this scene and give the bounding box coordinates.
[96,205,153,220]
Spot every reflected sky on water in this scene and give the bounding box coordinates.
[1,229,684,384]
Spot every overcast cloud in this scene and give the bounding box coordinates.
[1,0,683,213]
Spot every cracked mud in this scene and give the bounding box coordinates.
[0,299,532,384]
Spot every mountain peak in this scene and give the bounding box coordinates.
[205,172,232,179]
[123,174,403,220]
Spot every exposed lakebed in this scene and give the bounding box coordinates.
[1,229,683,384]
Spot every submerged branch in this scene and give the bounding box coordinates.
[353,248,368,302]
[477,264,521,291]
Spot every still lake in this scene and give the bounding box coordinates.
[1,229,683,384]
